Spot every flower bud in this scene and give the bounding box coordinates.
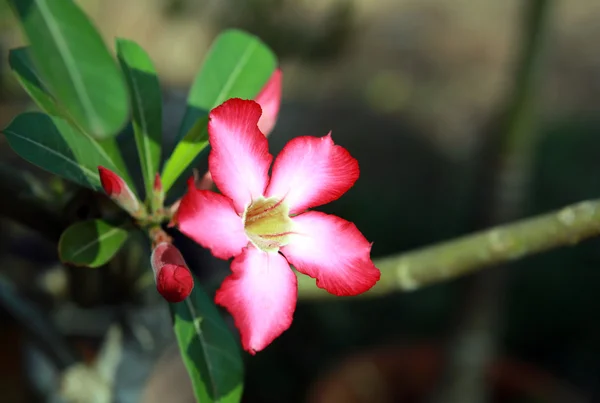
[151,173,165,211]
[150,242,194,303]
[98,166,143,217]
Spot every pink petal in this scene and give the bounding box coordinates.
[280,211,380,296]
[175,178,248,260]
[255,68,282,136]
[265,133,359,214]
[208,98,273,213]
[215,246,297,354]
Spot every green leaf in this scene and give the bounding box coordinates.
[8,46,134,188]
[2,112,120,190]
[8,47,61,116]
[58,219,129,268]
[8,0,129,139]
[97,136,135,190]
[161,117,208,192]
[116,38,162,199]
[171,279,244,403]
[162,29,277,193]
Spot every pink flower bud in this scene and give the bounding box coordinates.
[150,242,194,303]
[151,173,165,211]
[153,173,163,192]
[98,166,142,217]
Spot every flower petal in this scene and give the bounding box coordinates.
[281,211,380,296]
[215,246,297,354]
[255,68,282,136]
[175,178,248,260]
[265,133,359,214]
[208,98,272,212]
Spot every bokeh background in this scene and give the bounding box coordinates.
[1,0,600,402]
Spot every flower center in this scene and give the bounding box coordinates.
[243,196,293,252]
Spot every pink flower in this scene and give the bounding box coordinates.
[175,98,380,354]
[192,68,282,193]
[151,242,194,303]
[98,166,142,216]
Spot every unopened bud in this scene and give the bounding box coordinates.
[98,166,143,218]
[151,173,165,212]
[150,242,194,303]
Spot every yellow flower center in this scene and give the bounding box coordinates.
[243,196,293,252]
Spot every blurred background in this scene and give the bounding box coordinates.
[1,0,600,402]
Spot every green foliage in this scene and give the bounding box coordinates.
[161,116,209,192]
[3,4,281,400]
[7,0,129,139]
[58,219,129,268]
[161,29,277,192]
[116,38,162,199]
[2,113,121,190]
[7,46,133,186]
[171,279,244,403]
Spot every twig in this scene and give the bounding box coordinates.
[297,198,600,298]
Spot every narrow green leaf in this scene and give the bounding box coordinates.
[8,46,133,187]
[8,47,61,116]
[171,280,244,403]
[161,117,208,192]
[58,219,128,268]
[1,112,120,190]
[116,38,162,199]
[8,0,129,139]
[162,29,277,193]
[97,136,135,191]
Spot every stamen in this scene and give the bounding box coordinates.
[243,197,293,252]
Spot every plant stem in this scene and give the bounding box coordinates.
[297,198,598,298]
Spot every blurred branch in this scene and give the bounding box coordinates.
[428,0,553,399]
[297,0,555,303]
[297,197,597,298]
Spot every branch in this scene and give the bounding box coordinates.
[297,199,600,298]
